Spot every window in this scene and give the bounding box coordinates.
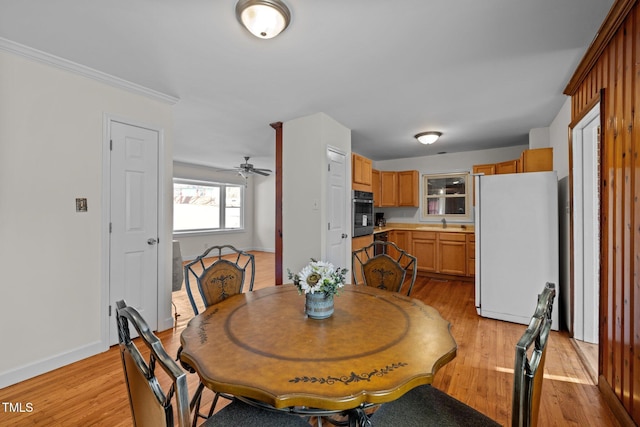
[421,172,471,221]
[173,179,244,233]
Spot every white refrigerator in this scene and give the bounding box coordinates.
[475,171,559,330]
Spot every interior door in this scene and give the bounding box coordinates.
[326,148,347,268]
[109,121,159,344]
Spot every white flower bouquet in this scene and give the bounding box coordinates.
[288,259,348,297]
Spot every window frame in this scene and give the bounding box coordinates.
[420,172,471,222]
[172,178,245,235]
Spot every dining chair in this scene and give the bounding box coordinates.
[370,282,556,427]
[352,240,417,296]
[115,300,310,427]
[181,245,255,424]
[183,244,255,315]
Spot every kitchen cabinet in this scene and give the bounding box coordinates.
[380,171,398,207]
[520,147,552,172]
[352,234,374,283]
[437,233,466,276]
[466,234,475,277]
[411,231,437,273]
[472,163,495,176]
[388,230,410,259]
[397,170,419,207]
[379,170,419,207]
[495,159,520,174]
[352,153,372,192]
[372,169,381,207]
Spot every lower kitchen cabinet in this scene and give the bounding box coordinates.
[411,231,437,273]
[437,233,466,276]
[352,235,374,283]
[388,230,409,259]
[467,234,475,277]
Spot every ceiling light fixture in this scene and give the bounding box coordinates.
[236,0,291,39]
[415,131,442,145]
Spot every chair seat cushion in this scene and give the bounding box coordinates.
[370,385,500,427]
[203,399,310,426]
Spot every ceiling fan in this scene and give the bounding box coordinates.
[217,156,272,177]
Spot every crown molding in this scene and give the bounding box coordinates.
[0,37,179,105]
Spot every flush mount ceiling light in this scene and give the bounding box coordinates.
[415,131,442,145]
[236,0,291,39]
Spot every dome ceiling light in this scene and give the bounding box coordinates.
[235,0,291,39]
[415,131,442,145]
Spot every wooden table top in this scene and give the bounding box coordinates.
[179,284,457,411]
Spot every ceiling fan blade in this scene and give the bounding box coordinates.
[252,169,270,176]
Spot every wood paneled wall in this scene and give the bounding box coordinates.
[565,1,639,424]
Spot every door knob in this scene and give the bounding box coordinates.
[147,238,158,245]
[341,233,348,239]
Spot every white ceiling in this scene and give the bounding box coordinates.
[0,0,613,172]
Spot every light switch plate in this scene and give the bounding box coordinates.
[76,198,88,212]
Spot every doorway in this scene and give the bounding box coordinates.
[106,118,161,345]
[571,103,600,345]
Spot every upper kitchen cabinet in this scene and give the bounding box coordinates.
[472,163,496,176]
[380,171,398,206]
[372,169,381,207]
[520,147,552,172]
[397,170,419,207]
[495,158,520,174]
[473,148,552,176]
[352,153,372,192]
[379,170,419,207]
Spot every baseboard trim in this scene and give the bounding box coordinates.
[0,340,105,389]
[598,376,636,427]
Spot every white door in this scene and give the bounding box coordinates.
[326,148,348,269]
[572,105,600,344]
[109,121,159,344]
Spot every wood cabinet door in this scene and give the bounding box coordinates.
[472,163,496,175]
[397,170,419,207]
[380,171,397,206]
[352,153,372,186]
[352,234,374,284]
[495,159,519,174]
[466,234,475,277]
[372,169,381,207]
[388,230,409,259]
[438,233,466,276]
[520,147,553,172]
[411,232,437,273]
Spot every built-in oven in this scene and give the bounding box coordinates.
[352,190,374,237]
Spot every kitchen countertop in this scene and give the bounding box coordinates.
[373,222,475,234]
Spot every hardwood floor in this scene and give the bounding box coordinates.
[0,252,620,426]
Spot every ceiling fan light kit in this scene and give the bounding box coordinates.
[235,0,291,39]
[415,131,442,145]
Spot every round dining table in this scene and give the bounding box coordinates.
[179,284,457,412]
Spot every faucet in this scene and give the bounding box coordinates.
[441,218,447,228]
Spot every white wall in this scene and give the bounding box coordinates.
[253,174,275,252]
[529,127,551,149]
[282,113,351,275]
[373,145,527,224]
[0,50,174,387]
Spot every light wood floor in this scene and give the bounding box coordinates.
[0,252,620,426]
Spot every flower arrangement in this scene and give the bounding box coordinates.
[288,259,348,297]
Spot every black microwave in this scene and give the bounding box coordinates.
[352,190,374,237]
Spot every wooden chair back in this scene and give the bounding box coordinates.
[116,300,191,427]
[352,240,417,296]
[512,282,556,427]
[183,245,255,314]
